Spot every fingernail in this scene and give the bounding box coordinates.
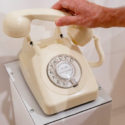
[56,20,62,26]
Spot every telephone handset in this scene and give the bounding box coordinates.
[3,8,105,115]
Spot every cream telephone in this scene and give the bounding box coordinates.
[3,8,104,115]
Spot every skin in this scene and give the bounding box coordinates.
[52,0,125,28]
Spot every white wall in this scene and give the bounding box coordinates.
[89,0,125,124]
[0,0,125,125]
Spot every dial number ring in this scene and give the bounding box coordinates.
[47,54,82,89]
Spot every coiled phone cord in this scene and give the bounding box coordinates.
[88,35,105,67]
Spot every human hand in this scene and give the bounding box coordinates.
[52,0,110,28]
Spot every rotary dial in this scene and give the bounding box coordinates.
[47,54,82,89]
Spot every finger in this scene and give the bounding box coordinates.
[52,0,76,12]
[52,1,62,10]
[55,16,78,26]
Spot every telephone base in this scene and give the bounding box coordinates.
[20,60,98,115]
[18,36,98,115]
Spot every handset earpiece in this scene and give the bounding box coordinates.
[67,25,93,46]
[67,25,105,67]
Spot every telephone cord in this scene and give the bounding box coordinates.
[88,35,105,67]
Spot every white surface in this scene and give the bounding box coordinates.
[0,0,125,125]
[50,103,112,125]
[6,68,15,82]
[10,78,34,125]
[7,61,112,125]
[9,78,112,125]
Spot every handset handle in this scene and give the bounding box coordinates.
[18,8,70,21]
[3,8,70,38]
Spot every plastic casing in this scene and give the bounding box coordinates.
[3,9,98,115]
[19,33,98,115]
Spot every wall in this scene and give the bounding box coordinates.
[90,0,125,124]
[0,0,125,125]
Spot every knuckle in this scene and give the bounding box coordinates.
[60,0,70,9]
[69,1,75,10]
[77,17,83,24]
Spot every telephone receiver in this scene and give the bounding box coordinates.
[3,8,104,67]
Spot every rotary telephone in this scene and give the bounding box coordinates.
[3,8,104,115]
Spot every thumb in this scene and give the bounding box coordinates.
[55,16,78,26]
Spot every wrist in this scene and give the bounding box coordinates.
[99,7,115,28]
[99,7,125,27]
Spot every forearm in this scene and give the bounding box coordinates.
[99,7,125,28]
